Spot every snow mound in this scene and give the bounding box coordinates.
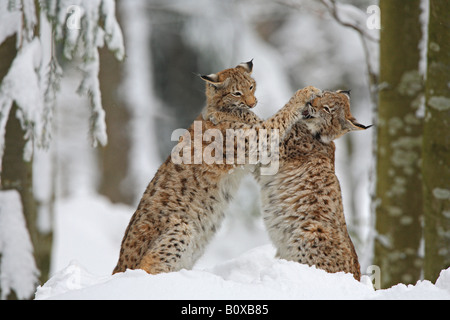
[0,190,39,300]
[35,245,450,300]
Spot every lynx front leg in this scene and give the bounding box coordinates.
[299,86,322,108]
[206,105,262,126]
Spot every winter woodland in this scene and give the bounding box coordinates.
[0,0,449,300]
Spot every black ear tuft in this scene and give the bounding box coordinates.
[359,124,373,130]
[338,89,351,97]
[349,120,373,130]
[200,73,220,83]
[238,59,253,73]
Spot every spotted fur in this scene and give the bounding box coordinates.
[256,90,370,280]
[112,63,319,275]
[113,62,258,274]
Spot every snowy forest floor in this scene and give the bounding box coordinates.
[35,193,450,300]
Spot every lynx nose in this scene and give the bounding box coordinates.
[246,97,257,108]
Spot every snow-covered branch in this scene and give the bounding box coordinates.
[0,0,125,164]
[41,0,125,147]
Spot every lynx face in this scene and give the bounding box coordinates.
[300,90,371,143]
[201,60,257,109]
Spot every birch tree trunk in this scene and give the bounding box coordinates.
[423,0,450,283]
[374,0,424,289]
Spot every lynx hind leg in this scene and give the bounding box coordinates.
[138,251,173,275]
[287,232,361,281]
[138,226,192,275]
[112,227,151,274]
[138,242,189,275]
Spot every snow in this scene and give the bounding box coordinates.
[0,0,37,47]
[51,194,132,275]
[36,245,450,300]
[0,38,44,167]
[34,193,450,300]
[1,0,446,301]
[0,190,39,300]
[0,1,22,46]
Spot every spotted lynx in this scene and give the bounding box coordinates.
[113,61,320,275]
[257,90,371,280]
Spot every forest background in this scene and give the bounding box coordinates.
[0,0,448,299]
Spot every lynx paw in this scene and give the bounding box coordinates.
[303,86,322,101]
[293,86,323,107]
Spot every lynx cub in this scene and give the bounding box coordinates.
[113,61,320,275]
[257,90,371,280]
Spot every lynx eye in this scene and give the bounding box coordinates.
[323,106,332,114]
[249,85,254,91]
[232,91,243,97]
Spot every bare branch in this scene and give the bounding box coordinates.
[319,0,379,42]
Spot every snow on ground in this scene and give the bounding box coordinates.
[37,193,450,300]
[37,244,450,300]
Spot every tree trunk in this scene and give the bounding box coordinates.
[0,35,51,299]
[423,0,450,283]
[374,0,424,289]
[97,1,134,205]
[98,45,133,205]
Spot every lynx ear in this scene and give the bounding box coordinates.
[337,89,351,98]
[237,59,253,73]
[346,119,373,131]
[200,73,220,84]
[199,73,230,88]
